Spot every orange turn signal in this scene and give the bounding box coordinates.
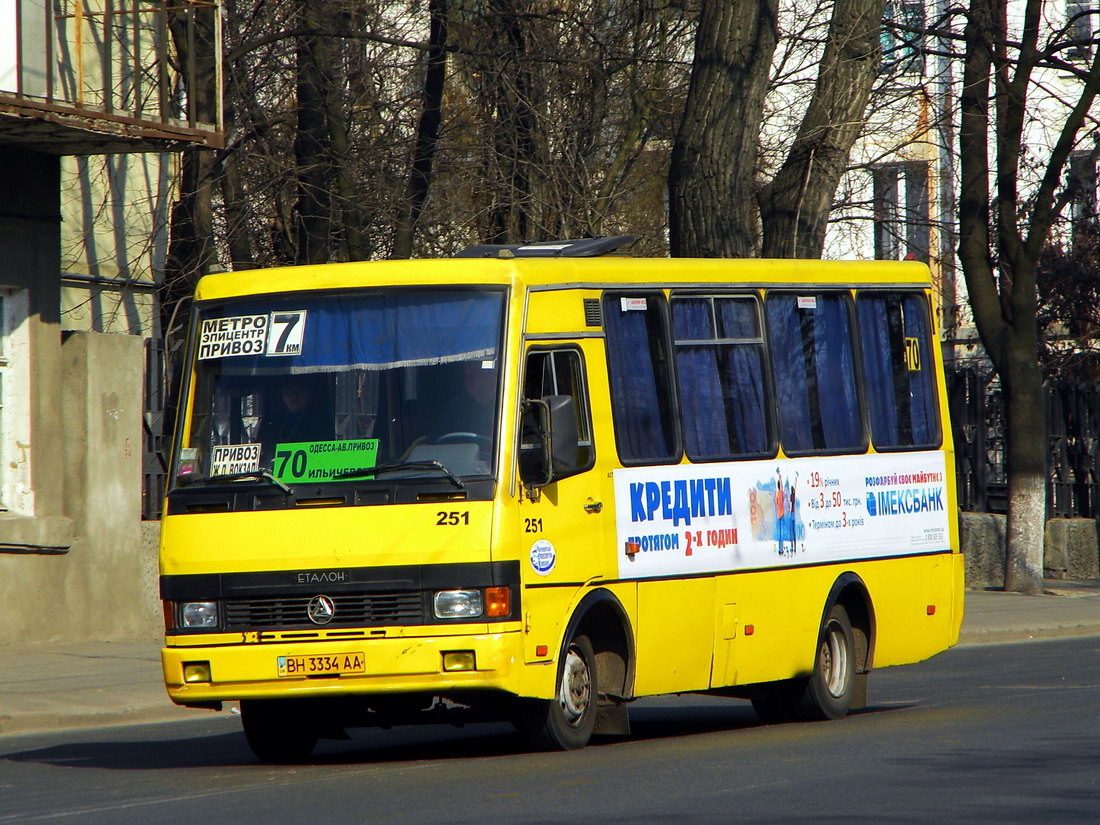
[485,586,511,617]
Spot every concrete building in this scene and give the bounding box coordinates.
[0,0,221,644]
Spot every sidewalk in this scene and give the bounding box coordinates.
[3,581,1099,739]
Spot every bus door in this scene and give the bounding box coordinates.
[516,344,606,664]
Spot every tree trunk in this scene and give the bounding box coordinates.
[292,0,333,265]
[484,0,536,244]
[758,0,885,258]
[220,148,256,270]
[392,0,448,259]
[668,0,779,258]
[1002,351,1046,593]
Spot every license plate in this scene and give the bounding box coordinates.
[277,651,366,678]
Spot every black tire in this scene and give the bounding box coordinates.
[794,603,856,721]
[515,633,598,751]
[240,699,319,763]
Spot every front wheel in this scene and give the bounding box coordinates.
[514,633,598,750]
[240,699,319,763]
[794,603,856,721]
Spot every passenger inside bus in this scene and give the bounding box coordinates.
[262,374,333,445]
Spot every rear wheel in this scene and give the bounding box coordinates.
[794,603,856,721]
[515,633,597,750]
[240,699,319,763]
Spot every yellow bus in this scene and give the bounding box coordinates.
[160,237,963,761]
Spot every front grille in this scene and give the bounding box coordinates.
[223,591,425,629]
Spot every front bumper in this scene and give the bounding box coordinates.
[162,624,527,704]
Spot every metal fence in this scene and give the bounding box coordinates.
[947,366,1100,518]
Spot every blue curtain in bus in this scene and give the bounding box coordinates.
[858,293,938,447]
[672,297,769,458]
[905,294,937,445]
[716,298,769,455]
[210,291,504,374]
[604,297,676,461]
[815,295,862,449]
[721,345,769,454]
[858,297,899,443]
[672,299,729,458]
[676,346,730,458]
[766,293,862,452]
[307,291,502,371]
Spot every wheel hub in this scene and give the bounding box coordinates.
[558,646,592,725]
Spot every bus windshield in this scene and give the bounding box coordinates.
[175,288,506,487]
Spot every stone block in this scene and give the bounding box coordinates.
[960,511,1006,589]
[1044,518,1100,581]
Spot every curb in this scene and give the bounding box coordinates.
[957,623,1100,647]
[0,704,214,739]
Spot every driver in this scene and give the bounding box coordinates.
[427,359,497,449]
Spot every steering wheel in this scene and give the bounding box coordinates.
[435,431,492,450]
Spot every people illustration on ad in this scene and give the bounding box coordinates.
[749,469,804,557]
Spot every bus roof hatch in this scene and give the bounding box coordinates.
[455,235,635,259]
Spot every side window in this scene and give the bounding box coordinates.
[856,292,940,449]
[522,348,594,470]
[602,293,679,464]
[671,294,772,460]
[765,292,864,454]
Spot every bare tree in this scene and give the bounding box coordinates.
[392,0,449,259]
[668,1,780,257]
[758,0,887,258]
[957,0,1100,592]
[668,0,889,259]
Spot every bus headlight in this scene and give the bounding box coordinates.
[433,590,483,619]
[180,601,219,628]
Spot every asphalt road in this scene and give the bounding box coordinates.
[1,637,1097,825]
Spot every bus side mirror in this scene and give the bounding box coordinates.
[545,395,581,478]
[519,395,582,490]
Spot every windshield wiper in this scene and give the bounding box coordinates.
[180,469,292,495]
[332,460,465,489]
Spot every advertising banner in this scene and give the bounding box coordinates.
[613,451,950,579]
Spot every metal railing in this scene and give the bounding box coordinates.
[0,0,221,139]
[948,366,1099,519]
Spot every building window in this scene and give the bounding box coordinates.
[881,0,926,75]
[872,161,930,262]
[1068,149,1098,235]
[0,289,31,514]
[1067,3,1096,61]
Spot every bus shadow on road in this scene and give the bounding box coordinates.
[0,697,913,771]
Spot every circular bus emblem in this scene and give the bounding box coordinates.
[307,595,336,625]
[530,539,556,576]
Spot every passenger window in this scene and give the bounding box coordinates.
[765,292,864,454]
[602,293,680,464]
[856,292,940,449]
[671,295,772,460]
[522,348,595,470]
